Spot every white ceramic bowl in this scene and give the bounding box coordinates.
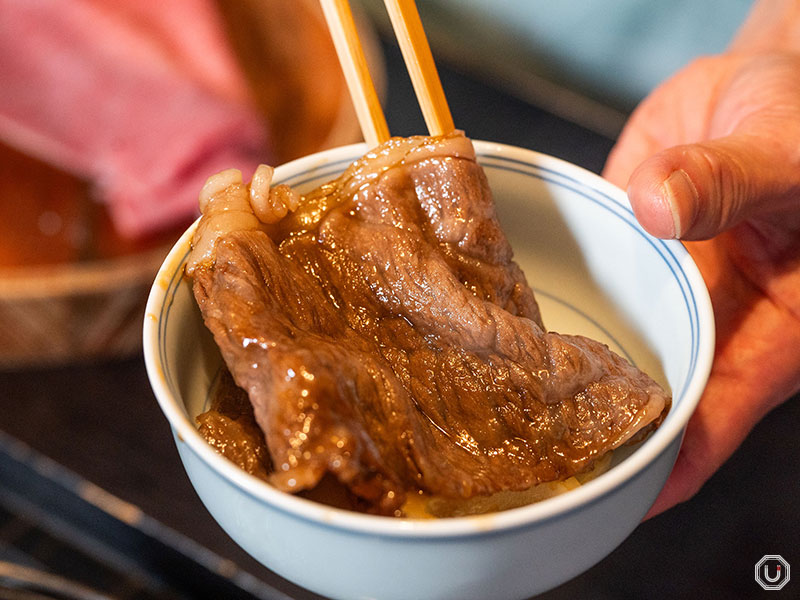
[144,141,714,600]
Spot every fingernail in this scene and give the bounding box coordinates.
[660,170,694,239]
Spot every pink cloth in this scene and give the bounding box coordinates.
[0,0,270,238]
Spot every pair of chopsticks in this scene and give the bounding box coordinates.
[320,0,454,148]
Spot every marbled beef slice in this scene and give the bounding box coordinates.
[188,132,670,515]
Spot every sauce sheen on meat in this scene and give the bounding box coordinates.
[188,132,670,516]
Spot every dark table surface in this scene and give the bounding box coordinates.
[2,41,798,600]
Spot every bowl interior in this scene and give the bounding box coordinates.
[145,140,713,532]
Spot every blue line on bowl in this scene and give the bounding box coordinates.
[533,288,635,365]
[159,244,193,401]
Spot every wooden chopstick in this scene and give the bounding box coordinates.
[320,0,454,145]
[383,0,454,137]
[320,0,390,148]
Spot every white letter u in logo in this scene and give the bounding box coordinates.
[763,564,782,583]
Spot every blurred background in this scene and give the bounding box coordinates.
[0,1,795,598]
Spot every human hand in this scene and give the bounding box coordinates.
[603,46,800,517]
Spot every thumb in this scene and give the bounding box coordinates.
[626,136,799,240]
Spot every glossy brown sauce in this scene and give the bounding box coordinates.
[198,368,371,512]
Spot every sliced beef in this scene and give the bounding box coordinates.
[190,132,670,515]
